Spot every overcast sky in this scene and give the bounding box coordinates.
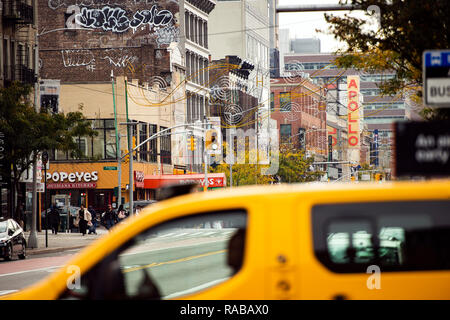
[277,0,369,53]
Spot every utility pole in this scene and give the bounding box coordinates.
[28,29,40,249]
[203,116,209,192]
[117,134,126,208]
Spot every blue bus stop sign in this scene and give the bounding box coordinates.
[423,50,450,107]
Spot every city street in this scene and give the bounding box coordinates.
[0,0,449,307]
[0,250,80,296]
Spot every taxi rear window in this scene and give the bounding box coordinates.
[312,200,450,273]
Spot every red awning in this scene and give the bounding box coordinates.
[144,173,227,189]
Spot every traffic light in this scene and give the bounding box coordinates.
[205,129,218,152]
[189,136,197,151]
[132,136,137,159]
[123,149,129,163]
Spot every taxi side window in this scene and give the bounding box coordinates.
[313,201,450,273]
[61,209,247,300]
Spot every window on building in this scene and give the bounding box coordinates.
[280,92,291,111]
[280,124,291,137]
[160,126,171,165]
[186,52,191,79]
[204,23,208,48]
[270,92,274,111]
[149,124,157,163]
[185,11,190,40]
[139,123,148,162]
[199,20,203,47]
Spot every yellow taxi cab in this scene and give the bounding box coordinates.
[3,180,450,300]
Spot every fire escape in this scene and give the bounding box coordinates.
[3,0,35,86]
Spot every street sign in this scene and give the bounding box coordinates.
[394,120,450,177]
[423,50,450,107]
[103,166,117,170]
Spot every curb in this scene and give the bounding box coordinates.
[26,245,87,256]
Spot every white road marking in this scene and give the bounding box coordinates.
[163,277,230,299]
[158,232,175,238]
[0,265,64,278]
[171,232,188,238]
[0,290,18,296]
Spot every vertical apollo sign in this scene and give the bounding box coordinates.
[347,76,360,149]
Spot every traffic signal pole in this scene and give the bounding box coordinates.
[120,123,212,206]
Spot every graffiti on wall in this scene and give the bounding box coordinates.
[155,25,179,46]
[62,49,96,70]
[61,48,138,71]
[74,5,173,33]
[49,0,165,10]
[100,48,138,67]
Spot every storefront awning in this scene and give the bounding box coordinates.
[144,173,227,189]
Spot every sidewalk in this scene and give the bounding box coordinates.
[24,227,109,256]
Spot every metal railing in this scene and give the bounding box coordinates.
[3,0,34,24]
[4,64,36,84]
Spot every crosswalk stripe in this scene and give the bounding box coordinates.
[171,232,188,238]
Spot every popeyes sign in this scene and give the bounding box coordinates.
[46,171,99,183]
[46,171,99,189]
[347,75,360,148]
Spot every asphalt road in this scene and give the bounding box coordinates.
[0,228,237,299]
[0,250,80,296]
[120,239,232,299]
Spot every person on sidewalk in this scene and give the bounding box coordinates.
[49,205,61,235]
[88,205,98,235]
[102,204,117,231]
[77,204,92,236]
[117,204,126,223]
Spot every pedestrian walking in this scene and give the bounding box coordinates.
[77,204,92,236]
[102,204,117,231]
[88,205,98,235]
[49,205,61,234]
[117,204,126,223]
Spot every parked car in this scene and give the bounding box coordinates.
[123,200,157,215]
[0,218,26,261]
[3,179,450,299]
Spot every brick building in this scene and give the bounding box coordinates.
[270,76,327,161]
[37,0,185,211]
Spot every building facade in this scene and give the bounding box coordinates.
[183,0,215,172]
[284,52,412,174]
[0,0,37,220]
[208,0,271,156]
[270,76,327,162]
[37,0,184,213]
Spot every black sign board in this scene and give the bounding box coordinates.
[394,120,450,176]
